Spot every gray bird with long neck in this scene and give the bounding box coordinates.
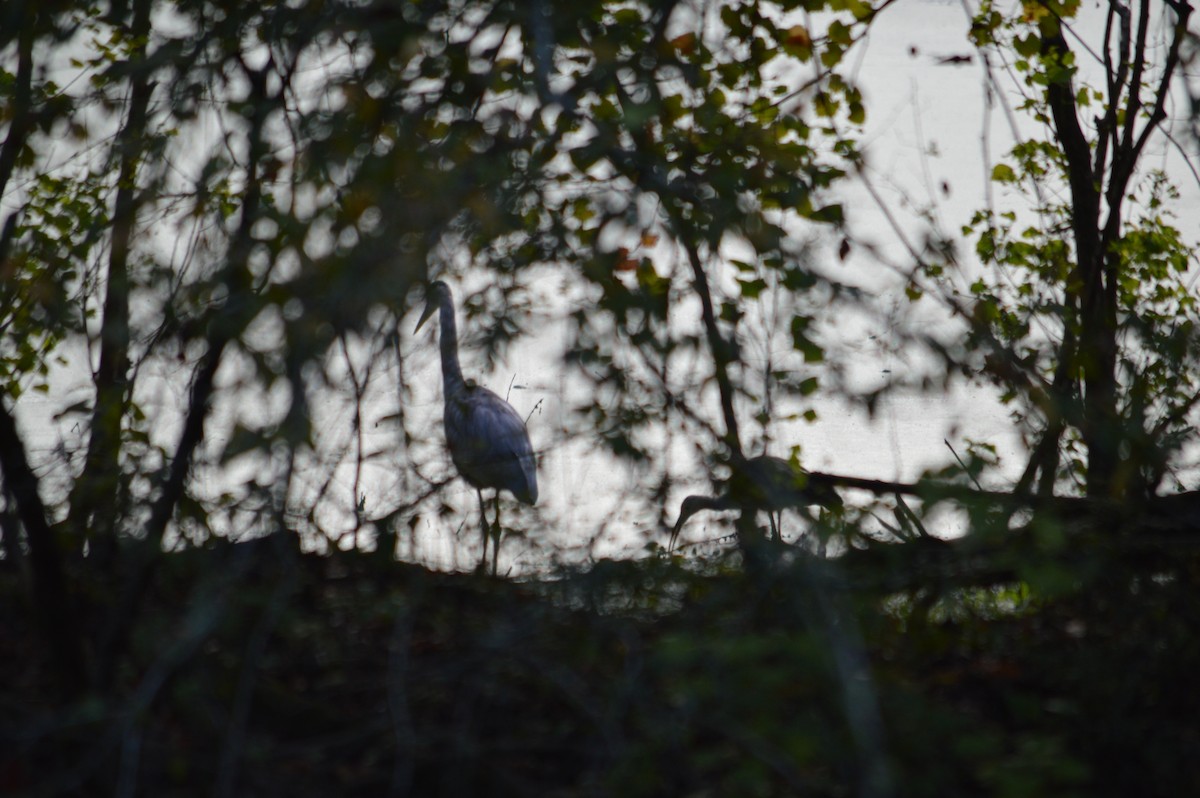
[417,281,537,575]
[670,454,842,552]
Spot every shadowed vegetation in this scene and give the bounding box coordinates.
[2,0,1200,794]
[4,528,1200,796]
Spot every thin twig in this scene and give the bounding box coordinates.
[944,438,986,492]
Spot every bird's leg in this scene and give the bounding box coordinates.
[491,493,502,577]
[476,489,490,575]
[804,510,828,558]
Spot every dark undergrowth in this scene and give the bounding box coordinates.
[3,527,1200,797]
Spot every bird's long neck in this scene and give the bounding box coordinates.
[703,493,736,512]
[687,494,735,516]
[435,293,467,398]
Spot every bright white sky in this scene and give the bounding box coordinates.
[11,0,1200,572]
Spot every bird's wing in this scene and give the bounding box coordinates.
[445,385,538,504]
[748,455,841,508]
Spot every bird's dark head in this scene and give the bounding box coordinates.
[416,280,451,333]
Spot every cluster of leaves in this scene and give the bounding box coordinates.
[557,0,873,464]
[0,0,899,703]
[950,0,1199,497]
[0,0,893,570]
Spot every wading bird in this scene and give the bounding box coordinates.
[670,454,842,552]
[417,280,537,575]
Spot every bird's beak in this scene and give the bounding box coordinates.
[415,298,437,333]
[668,507,693,553]
[668,519,684,553]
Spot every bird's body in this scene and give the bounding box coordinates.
[670,454,841,552]
[418,281,537,574]
[442,382,538,504]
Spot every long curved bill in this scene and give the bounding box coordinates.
[668,507,695,553]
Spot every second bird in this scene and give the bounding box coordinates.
[670,454,842,552]
[417,280,537,576]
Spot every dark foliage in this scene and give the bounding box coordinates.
[5,527,1200,797]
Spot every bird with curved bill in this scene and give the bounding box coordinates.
[416,280,537,576]
[670,454,842,553]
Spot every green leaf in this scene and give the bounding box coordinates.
[738,278,767,299]
[1014,33,1041,58]
[991,163,1017,182]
